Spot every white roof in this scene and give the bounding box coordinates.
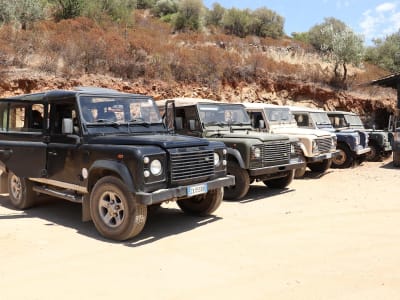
[327,110,357,116]
[241,102,281,109]
[284,105,325,113]
[156,98,246,108]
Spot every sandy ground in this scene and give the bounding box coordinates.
[1,159,400,300]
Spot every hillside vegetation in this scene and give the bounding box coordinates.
[0,2,397,125]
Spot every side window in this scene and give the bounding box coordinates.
[9,103,44,132]
[174,107,201,134]
[294,113,309,127]
[248,111,264,129]
[50,102,78,134]
[0,103,8,131]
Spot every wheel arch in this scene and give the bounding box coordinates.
[226,148,246,168]
[88,160,135,194]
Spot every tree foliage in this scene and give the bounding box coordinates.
[221,8,250,38]
[365,31,400,73]
[308,17,364,84]
[151,0,178,18]
[248,7,284,38]
[50,0,84,20]
[173,0,203,32]
[205,2,225,27]
[0,0,46,29]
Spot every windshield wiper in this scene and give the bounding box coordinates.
[87,119,121,127]
[128,118,151,127]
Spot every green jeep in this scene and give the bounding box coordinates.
[158,99,305,200]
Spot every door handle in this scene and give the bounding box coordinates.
[0,149,13,155]
[48,151,58,156]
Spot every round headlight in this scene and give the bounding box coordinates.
[254,147,261,158]
[150,159,162,176]
[214,152,220,166]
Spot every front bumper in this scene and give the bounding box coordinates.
[306,150,340,163]
[248,159,305,177]
[136,175,235,205]
[355,146,371,155]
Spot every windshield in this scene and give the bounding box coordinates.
[198,104,251,126]
[79,96,162,124]
[310,112,332,126]
[264,107,295,124]
[344,114,364,127]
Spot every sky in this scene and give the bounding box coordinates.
[202,0,400,45]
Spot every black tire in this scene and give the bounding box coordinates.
[90,176,147,241]
[8,172,36,209]
[366,143,379,161]
[394,151,400,167]
[263,170,294,189]
[308,158,332,173]
[224,162,250,200]
[177,187,223,216]
[332,144,354,168]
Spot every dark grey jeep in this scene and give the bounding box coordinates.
[158,98,305,200]
[0,87,234,240]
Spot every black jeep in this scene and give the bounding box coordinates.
[0,87,234,240]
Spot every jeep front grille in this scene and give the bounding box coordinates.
[316,137,332,153]
[263,141,291,165]
[169,149,214,184]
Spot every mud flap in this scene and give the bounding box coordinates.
[82,194,92,222]
[0,171,8,193]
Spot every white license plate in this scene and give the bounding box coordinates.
[326,153,332,159]
[187,184,208,196]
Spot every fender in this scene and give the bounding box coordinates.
[298,143,307,157]
[88,160,135,193]
[227,148,245,168]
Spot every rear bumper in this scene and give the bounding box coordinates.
[248,159,305,177]
[136,175,235,205]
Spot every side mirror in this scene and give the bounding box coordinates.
[62,118,73,134]
[259,120,265,129]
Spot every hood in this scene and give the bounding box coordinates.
[207,129,288,142]
[271,126,333,138]
[88,133,209,149]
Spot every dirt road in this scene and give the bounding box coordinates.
[1,159,400,300]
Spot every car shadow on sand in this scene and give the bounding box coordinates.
[230,185,295,204]
[0,194,222,246]
[380,160,397,169]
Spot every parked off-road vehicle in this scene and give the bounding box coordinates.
[327,111,390,162]
[243,103,339,178]
[388,114,400,166]
[0,88,234,241]
[289,106,372,168]
[157,99,305,200]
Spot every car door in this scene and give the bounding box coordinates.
[46,100,84,186]
[0,101,47,177]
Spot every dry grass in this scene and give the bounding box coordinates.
[0,10,391,101]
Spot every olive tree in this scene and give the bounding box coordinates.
[221,8,250,38]
[205,2,225,27]
[248,7,284,39]
[309,18,364,84]
[173,0,204,32]
[365,30,400,72]
[0,0,46,29]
